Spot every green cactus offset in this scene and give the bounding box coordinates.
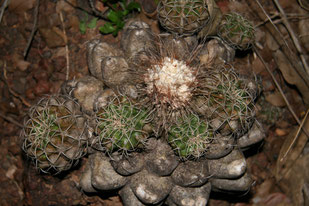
[168,114,214,159]
[94,96,152,154]
[157,0,210,36]
[201,67,257,137]
[22,96,88,174]
[217,12,255,50]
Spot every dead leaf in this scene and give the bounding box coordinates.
[6,165,17,179]
[252,57,264,74]
[8,0,35,15]
[56,0,76,13]
[265,91,286,107]
[298,8,309,51]
[11,52,30,71]
[277,152,309,206]
[266,32,280,51]
[39,27,66,48]
[274,50,309,104]
[275,128,288,136]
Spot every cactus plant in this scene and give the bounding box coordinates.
[22,96,88,174]
[217,12,255,50]
[167,114,214,159]
[198,67,257,136]
[157,0,210,36]
[21,18,266,206]
[93,96,152,154]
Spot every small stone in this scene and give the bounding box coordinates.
[90,153,128,190]
[63,76,104,112]
[93,89,116,110]
[171,160,209,187]
[204,135,234,159]
[238,121,265,149]
[145,139,179,176]
[87,40,122,80]
[121,19,155,60]
[168,183,211,206]
[130,169,172,204]
[79,160,97,193]
[119,185,146,206]
[211,172,253,192]
[275,128,288,136]
[111,152,144,176]
[101,56,131,89]
[208,149,247,179]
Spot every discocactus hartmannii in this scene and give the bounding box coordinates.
[217,12,255,50]
[75,19,264,205]
[22,13,265,205]
[157,0,210,36]
[22,95,88,173]
[92,96,153,154]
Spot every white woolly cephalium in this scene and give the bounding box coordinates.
[144,57,197,109]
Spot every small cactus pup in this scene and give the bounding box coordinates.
[92,95,153,155]
[197,66,258,137]
[167,114,214,159]
[157,0,210,36]
[22,95,88,174]
[217,12,255,50]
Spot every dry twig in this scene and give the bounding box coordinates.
[0,112,24,128]
[23,0,40,59]
[3,62,31,107]
[0,0,10,24]
[59,11,70,81]
[282,109,309,160]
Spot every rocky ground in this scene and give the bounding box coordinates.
[0,0,309,205]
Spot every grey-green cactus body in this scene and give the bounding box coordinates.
[197,68,256,137]
[168,114,214,159]
[157,0,210,36]
[217,12,255,50]
[94,96,152,153]
[22,96,88,173]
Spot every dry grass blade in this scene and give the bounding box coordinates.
[0,0,10,23]
[273,0,309,75]
[282,109,309,160]
[59,11,70,81]
[0,112,24,128]
[23,0,39,59]
[2,61,31,107]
